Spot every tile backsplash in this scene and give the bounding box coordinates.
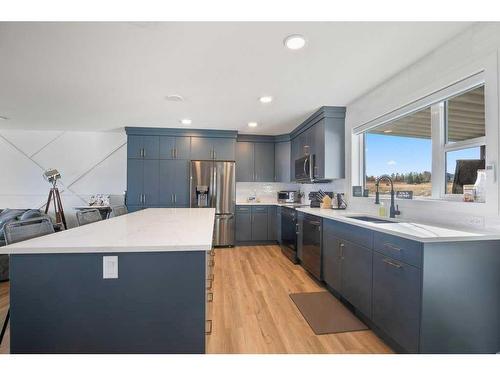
[236,180,346,204]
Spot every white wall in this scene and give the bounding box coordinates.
[0,129,127,228]
[344,22,500,231]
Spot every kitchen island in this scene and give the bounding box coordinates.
[0,208,215,354]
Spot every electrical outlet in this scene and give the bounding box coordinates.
[465,216,485,228]
[103,256,119,279]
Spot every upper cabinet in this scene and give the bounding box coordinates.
[236,140,275,182]
[275,141,291,183]
[159,136,191,160]
[290,107,346,182]
[191,137,235,161]
[127,135,160,159]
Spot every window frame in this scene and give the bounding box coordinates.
[354,72,488,202]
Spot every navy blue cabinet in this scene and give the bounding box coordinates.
[236,141,275,182]
[251,206,268,241]
[275,141,291,183]
[159,160,190,207]
[322,219,342,292]
[126,159,159,208]
[235,206,252,242]
[276,206,282,244]
[128,135,160,159]
[372,251,421,353]
[159,136,191,160]
[268,206,277,241]
[341,240,373,318]
[191,137,235,161]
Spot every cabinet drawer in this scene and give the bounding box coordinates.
[236,206,251,213]
[327,219,373,249]
[373,232,423,268]
[251,206,268,214]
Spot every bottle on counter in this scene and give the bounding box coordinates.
[378,201,387,217]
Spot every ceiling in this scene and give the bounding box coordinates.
[0,22,473,135]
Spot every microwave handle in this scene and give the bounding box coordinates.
[303,158,308,178]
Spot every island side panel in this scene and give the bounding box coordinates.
[9,251,206,354]
[420,240,500,354]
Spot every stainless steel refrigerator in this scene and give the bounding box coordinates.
[190,160,235,247]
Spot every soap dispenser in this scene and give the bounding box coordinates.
[378,201,387,217]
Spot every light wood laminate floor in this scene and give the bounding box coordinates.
[0,245,392,354]
[206,245,392,354]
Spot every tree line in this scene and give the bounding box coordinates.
[366,171,432,184]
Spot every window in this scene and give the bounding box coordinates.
[364,107,432,197]
[359,83,486,201]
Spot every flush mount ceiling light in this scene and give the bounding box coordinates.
[248,122,258,128]
[284,34,306,50]
[384,130,393,133]
[259,96,273,104]
[180,119,192,125]
[165,94,185,102]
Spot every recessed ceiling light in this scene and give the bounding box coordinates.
[384,130,393,133]
[259,96,273,104]
[180,119,192,125]
[165,94,184,102]
[0,115,8,120]
[248,122,258,128]
[284,34,306,50]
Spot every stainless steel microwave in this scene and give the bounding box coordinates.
[277,191,300,203]
[295,154,315,183]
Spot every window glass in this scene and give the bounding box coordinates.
[445,147,483,194]
[365,107,432,197]
[446,86,485,143]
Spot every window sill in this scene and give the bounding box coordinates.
[357,194,485,204]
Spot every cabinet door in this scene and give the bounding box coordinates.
[267,206,277,241]
[341,240,373,318]
[127,135,143,159]
[296,211,304,261]
[159,136,176,159]
[236,142,255,182]
[277,206,282,244]
[142,136,159,159]
[275,141,291,182]
[159,160,175,206]
[143,159,159,206]
[127,159,143,205]
[322,220,342,292]
[313,120,325,179]
[251,212,268,241]
[174,136,191,160]
[190,137,214,160]
[213,138,235,161]
[373,252,421,353]
[235,211,252,241]
[290,138,300,181]
[173,160,190,206]
[254,142,275,182]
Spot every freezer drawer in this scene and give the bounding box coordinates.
[214,214,235,247]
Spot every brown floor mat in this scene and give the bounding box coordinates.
[290,291,368,335]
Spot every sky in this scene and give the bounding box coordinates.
[365,133,480,177]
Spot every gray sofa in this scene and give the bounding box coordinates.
[0,209,54,281]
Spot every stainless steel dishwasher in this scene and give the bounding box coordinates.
[301,214,322,280]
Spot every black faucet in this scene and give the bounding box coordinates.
[374,175,401,219]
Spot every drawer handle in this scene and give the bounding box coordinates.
[206,278,213,290]
[205,320,213,335]
[207,292,214,302]
[309,221,321,226]
[384,243,402,252]
[383,258,402,269]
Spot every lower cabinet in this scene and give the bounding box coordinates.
[322,220,342,292]
[235,205,279,243]
[341,240,373,318]
[372,251,421,353]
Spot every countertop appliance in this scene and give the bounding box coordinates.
[190,160,235,247]
[301,214,322,280]
[309,191,333,207]
[277,190,300,204]
[280,206,298,264]
[295,154,315,183]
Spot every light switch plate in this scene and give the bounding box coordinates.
[103,256,118,279]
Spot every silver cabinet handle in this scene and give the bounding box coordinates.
[340,242,344,258]
[171,148,174,158]
[142,148,146,158]
[171,193,174,203]
[383,258,402,269]
[174,148,177,159]
[174,194,177,203]
[214,150,217,159]
[384,243,402,252]
[143,194,146,204]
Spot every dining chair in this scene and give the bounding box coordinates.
[75,209,102,226]
[110,205,128,217]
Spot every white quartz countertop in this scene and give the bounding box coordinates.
[0,208,215,254]
[296,207,500,243]
[236,201,308,207]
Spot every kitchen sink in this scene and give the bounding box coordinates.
[346,215,394,224]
